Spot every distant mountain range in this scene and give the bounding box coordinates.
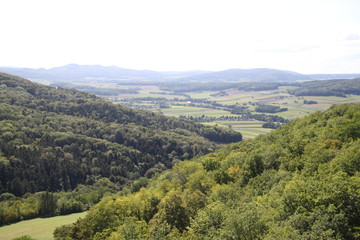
[180,68,308,82]
[1,64,360,83]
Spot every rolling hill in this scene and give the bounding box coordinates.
[179,68,310,82]
[59,103,360,239]
[289,78,360,97]
[0,65,211,82]
[1,65,360,83]
[0,72,241,197]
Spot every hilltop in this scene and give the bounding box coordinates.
[58,103,360,239]
[0,65,210,82]
[179,68,309,82]
[1,65,360,83]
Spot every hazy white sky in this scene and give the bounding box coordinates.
[1,0,360,73]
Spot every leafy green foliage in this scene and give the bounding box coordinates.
[54,224,74,240]
[39,191,57,217]
[60,103,360,239]
[0,180,118,226]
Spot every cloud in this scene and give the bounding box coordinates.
[344,34,360,41]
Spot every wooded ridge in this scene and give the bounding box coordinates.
[0,72,241,197]
[55,103,360,239]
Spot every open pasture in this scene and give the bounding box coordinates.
[206,88,292,105]
[274,95,360,119]
[205,120,272,139]
[186,91,216,99]
[209,91,263,105]
[161,106,236,117]
[0,212,86,240]
[74,83,360,138]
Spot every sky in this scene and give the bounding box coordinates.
[1,0,360,73]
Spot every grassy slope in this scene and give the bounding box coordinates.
[0,212,87,240]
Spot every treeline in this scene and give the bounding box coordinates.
[303,99,318,104]
[0,178,119,226]
[56,103,360,239]
[255,103,288,113]
[0,73,241,199]
[262,121,282,129]
[289,78,360,97]
[180,112,289,124]
[130,97,289,125]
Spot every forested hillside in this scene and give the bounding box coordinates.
[158,81,288,92]
[289,78,360,97]
[57,103,360,239]
[0,73,241,197]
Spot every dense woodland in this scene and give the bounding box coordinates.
[54,103,360,239]
[0,73,242,225]
[114,78,360,97]
[0,179,120,226]
[289,78,360,97]
[158,82,287,93]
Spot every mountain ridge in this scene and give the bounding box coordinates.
[179,68,310,82]
[1,64,360,83]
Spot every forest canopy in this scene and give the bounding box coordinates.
[57,103,360,240]
[0,73,241,197]
[289,78,360,97]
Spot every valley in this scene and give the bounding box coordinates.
[2,0,360,238]
[0,69,359,239]
[52,80,360,138]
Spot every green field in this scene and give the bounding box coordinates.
[187,91,215,99]
[161,105,272,138]
[0,212,86,240]
[113,86,360,137]
[273,95,360,119]
[59,83,360,138]
[205,120,272,139]
[161,106,238,117]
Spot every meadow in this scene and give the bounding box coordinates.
[0,212,86,240]
[161,106,237,117]
[205,120,272,139]
[67,83,360,138]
